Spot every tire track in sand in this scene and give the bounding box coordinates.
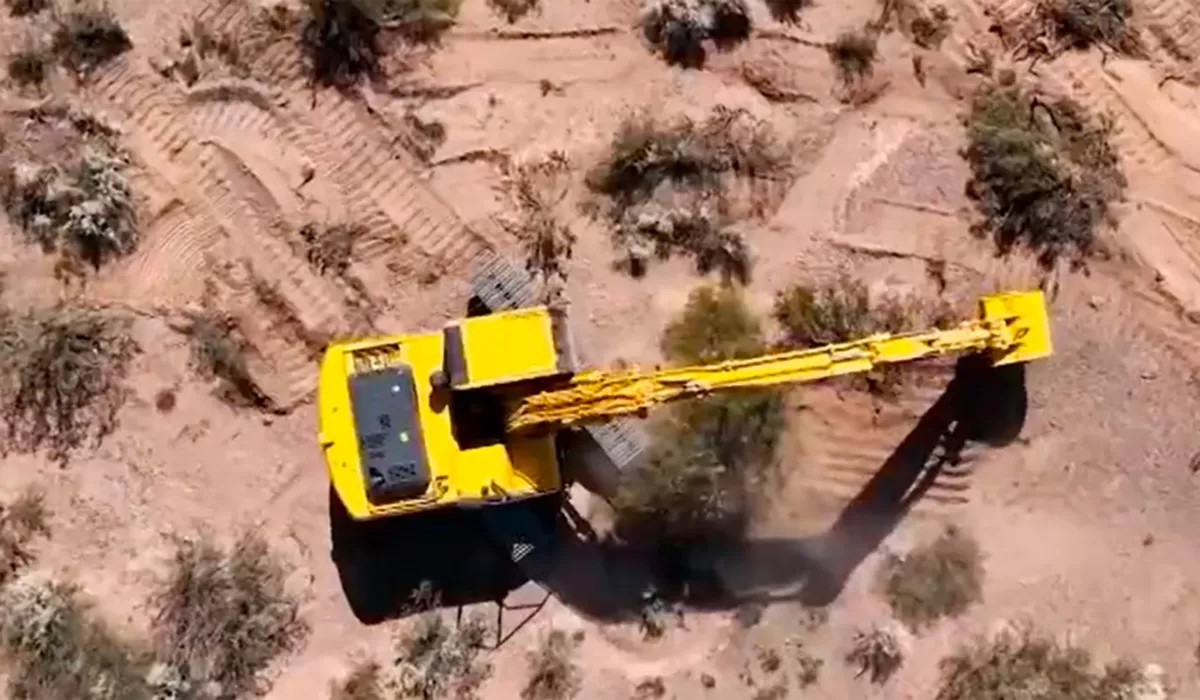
[88,59,343,409]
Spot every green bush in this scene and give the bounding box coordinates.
[1039,0,1138,53]
[614,285,783,548]
[150,532,308,698]
[0,488,49,587]
[962,84,1124,267]
[935,628,1148,700]
[302,0,384,87]
[0,306,138,463]
[881,526,984,631]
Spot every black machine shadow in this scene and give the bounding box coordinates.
[329,354,1028,626]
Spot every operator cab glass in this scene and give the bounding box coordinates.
[347,364,431,504]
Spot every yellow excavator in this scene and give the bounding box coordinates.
[317,279,1052,522]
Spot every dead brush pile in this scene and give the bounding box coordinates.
[881,525,984,630]
[183,311,271,409]
[935,627,1154,700]
[846,627,904,685]
[962,83,1125,268]
[587,108,790,284]
[150,532,308,699]
[614,285,784,559]
[0,305,138,464]
[393,612,493,699]
[51,0,133,76]
[640,0,752,67]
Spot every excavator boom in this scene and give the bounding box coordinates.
[505,290,1052,432]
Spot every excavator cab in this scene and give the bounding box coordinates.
[318,306,578,521]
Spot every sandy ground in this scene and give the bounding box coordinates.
[4,0,1200,696]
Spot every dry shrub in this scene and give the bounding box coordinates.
[963,83,1125,268]
[331,661,386,700]
[399,112,446,162]
[394,612,493,700]
[634,677,666,698]
[881,525,983,631]
[1,144,138,268]
[500,152,576,284]
[51,1,132,76]
[379,0,462,43]
[8,43,51,88]
[0,573,149,700]
[0,305,137,464]
[521,630,581,700]
[487,0,539,23]
[614,285,783,552]
[587,108,788,283]
[827,28,878,88]
[1036,0,1138,53]
[640,0,752,68]
[846,627,904,685]
[150,532,308,699]
[935,627,1150,700]
[300,221,363,277]
[6,0,48,16]
[796,647,823,687]
[0,489,49,587]
[772,276,941,396]
[184,312,269,409]
[910,4,951,48]
[763,0,811,23]
[302,0,384,87]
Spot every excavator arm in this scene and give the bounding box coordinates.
[505,290,1052,432]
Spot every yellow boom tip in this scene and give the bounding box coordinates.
[979,290,1053,366]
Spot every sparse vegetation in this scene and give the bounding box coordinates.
[935,627,1151,700]
[150,532,307,699]
[500,152,577,285]
[827,28,878,89]
[634,677,666,698]
[587,108,789,283]
[962,83,1125,267]
[882,526,984,631]
[795,646,823,687]
[0,573,149,700]
[0,305,137,464]
[1037,0,1138,53]
[846,627,904,685]
[640,0,753,68]
[521,630,581,700]
[300,221,362,277]
[382,0,463,43]
[5,0,48,16]
[614,285,783,553]
[184,312,269,409]
[488,0,539,23]
[51,1,132,76]
[154,388,177,413]
[394,612,493,700]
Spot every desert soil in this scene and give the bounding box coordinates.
[4,0,1200,697]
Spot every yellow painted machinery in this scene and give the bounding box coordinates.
[318,290,1052,521]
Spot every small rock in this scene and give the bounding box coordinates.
[1088,295,1105,309]
[1142,534,1154,546]
[1140,368,1158,380]
[700,673,716,689]
[261,415,274,426]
